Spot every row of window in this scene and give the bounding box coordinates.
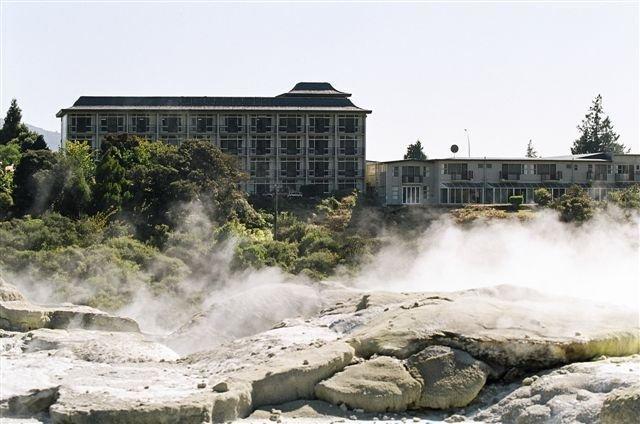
[249,160,361,178]
[68,114,363,134]
[251,180,360,194]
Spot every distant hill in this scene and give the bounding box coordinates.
[26,124,61,150]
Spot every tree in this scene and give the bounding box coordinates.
[404,140,427,160]
[0,99,23,144]
[93,147,127,213]
[49,141,95,217]
[534,187,552,207]
[525,140,538,158]
[12,149,58,215]
[571,95,627,154]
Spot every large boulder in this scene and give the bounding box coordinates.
[406,345,490,409]
[0,300,139,333]
[315,356,421,412]
[348,285,640,369]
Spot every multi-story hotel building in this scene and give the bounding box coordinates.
[56,82,371,194]
[366,152,640,206]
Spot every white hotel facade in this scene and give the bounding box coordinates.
[57,83,371,195]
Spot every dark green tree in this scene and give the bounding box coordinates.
[12,149,58,215]
[525,140,538,158]
[93,147,127,213]
[571,95,627,154]
[404,140,427,160]
[0,99,23,144]
[49,141,95,218]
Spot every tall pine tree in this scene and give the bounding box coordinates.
[571,95,626,154]
[0,99,23,144]
[525,140,538,158]
[404,139,427,160]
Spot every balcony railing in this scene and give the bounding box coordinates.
[308,125,333,134]
[615,173,638,182]
[309,148,331,155]
[499,171,520,181]
[280,170,302,178]
[449,171,474,181]
[339,148,362,156]
[250,125,273,133]
[338,169,362,177]
[250,170,273,178]
[279,148,301,155]
[249,148,272,155]
[309,170,334,177]
[540,172,563,181]
[220,124,245,133]
[587,171,608,181]
[402,175,424,183]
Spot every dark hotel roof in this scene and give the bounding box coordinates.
[57,82,370,116]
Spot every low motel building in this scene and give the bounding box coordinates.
[366,152,640,206]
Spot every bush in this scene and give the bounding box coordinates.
[608,186,640,210]
[508,195,524,211]
[553,186,594,223]
[534,188,552,207]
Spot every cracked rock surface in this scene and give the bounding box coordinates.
[1,278,638,423]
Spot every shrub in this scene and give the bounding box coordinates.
[553,186,594,223]
[508,195,524,211]
[608,186,640,210]
[534,188,552,207]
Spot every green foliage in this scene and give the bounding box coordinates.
[534,188,552,207]
[315,191,358,232]
[571,95,627,154]
[552,185,594,223]
[12,149,58,215]
[404,139,427,160]
[607,185,640,210]
[0,99,22,144]
[509,195,524,211]
[93,147,127,213]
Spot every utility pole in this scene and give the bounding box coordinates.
[464,129,471,158]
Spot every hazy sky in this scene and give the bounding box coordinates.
[1,1,638,159]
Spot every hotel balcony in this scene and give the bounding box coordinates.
[279,148,302,156]
[615,173,638,182]
[587,171,608,181]
[249,147,273,156]
[540,172,563,181]
[309,170,334,178]
[450,171,474,181]
[308,125,333,134]
[338,169,363,178]
[309,148,331,156]
[402,175,424,183]
[338,148,363,156]
[499,171,520,181]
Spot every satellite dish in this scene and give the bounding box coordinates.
[450,144,459,154]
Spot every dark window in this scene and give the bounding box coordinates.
[255,117,272,133]
[310,137,329,155]
[162,117,180,133]
[225,116,242,133]
[133,116,150,133]
[339,116,358,133]
[100,116,123,133]
[311,116,330,133]
[193,116,214,133]
[74,116,93,133]
[279,116,301,133]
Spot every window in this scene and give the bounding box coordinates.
[486,164,493,169]
[338,115,359,133]
[251,159,270,178]
[99,115,125,133]
[393,166,399,177]
[160,135,181,146]
[338,180,357,190]
[618,164,633,174]
[190,115,215,133]
[501,163,524,180]
[338,159,359,177]
[280,160,301,178]
[251,115,273,133]
[478,164,484,169]
[255,183,271,194]
[279,115,302,133]
[280,136,301,155]
[444,163,468,175]
[310,159,330,177]
[251,136,272,155]
[309,136,329,155]
[160,115,182,133]
[69,115,93,133]
[309,115,331,133]
[339,135,358,155]
[130,115,151,133]
[222,115,243,133]
[534,164,556,175]
[220,136,243,155]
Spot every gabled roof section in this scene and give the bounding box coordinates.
[57,82,371,117]
[542,152,612,161]
[277,82,351,98]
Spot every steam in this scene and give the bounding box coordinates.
[349,209,640,309]
[5,204,639,356]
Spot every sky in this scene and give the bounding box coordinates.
[1,1,638,160]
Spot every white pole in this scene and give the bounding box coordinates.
[465,129,471,158]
